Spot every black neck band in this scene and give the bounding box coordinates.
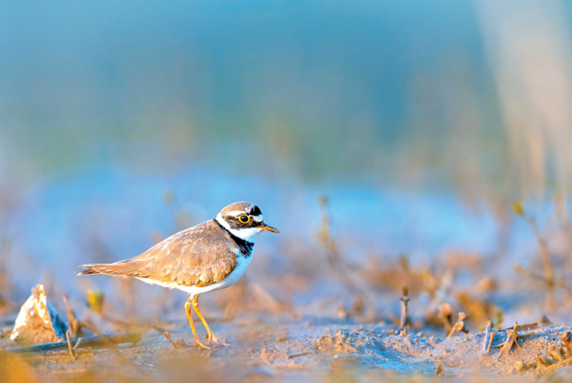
[215,219,254,257]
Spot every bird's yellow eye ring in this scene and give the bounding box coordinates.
[239,215,250,224]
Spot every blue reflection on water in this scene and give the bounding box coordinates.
[7,164,513,295]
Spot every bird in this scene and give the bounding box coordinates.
[76,201,279,348]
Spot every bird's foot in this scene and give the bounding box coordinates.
[208,332,229,346]
[193,337,211,349]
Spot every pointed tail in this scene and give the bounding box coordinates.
[75,261,147,278]
[75,265,103,276]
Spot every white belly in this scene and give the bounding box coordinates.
[135,253,253,297]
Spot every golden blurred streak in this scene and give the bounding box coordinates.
[0,353,38,383]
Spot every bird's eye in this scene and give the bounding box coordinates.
[239,215,250,224]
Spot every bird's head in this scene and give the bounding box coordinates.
[216,201,279,243]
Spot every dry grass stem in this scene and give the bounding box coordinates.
[164,331,184,349]
[435,363,443,376]
[561,332,572,356]
[316,197,363,298]
[498,322,529,359]
[397,285,410,336]
[63,294,101,336]
[488,333,495,354]
[483,320,493,354]
[513,203,556,306]
[502,322,538,332]
[447,312,468,338]
[438,304,454,334]
[515,360,538,371]
[548,346,563,361]
[538,358,572,377]
[65,330,75,359]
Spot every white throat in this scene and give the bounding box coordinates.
[216,214,259,243]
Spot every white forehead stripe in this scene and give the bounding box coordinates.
[224,210,263,222]
[253,214,263,222]
[224,211,249,216]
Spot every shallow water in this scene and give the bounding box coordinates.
[6,165,542,295]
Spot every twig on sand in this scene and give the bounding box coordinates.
[5,333,142,354]
[498,331,516,358]
[537,357,572,377]
[498,322,520,359]
[483,321,493,354]
[438,304,453,335]
[561,332,572,357]
[65,330,75,359]
[515,332,572,376]
[548,346,563,362]
[164,331,184,349]
[63,295,101,336]
[447,312,468,338]
[487,333,495,354]
[502,322,538,332]
[515,360,538,371]
[396,286,410,336]
[288,351,314,359]
[63,295,80,337]
[535,355,551,367]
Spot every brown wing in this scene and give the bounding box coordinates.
[78,220,238,288]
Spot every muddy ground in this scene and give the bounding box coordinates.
[2,299,572,382]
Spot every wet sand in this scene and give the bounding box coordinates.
[2,311,572,382]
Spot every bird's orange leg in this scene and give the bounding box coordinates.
[185,297,210,349]
[191,295,226,345]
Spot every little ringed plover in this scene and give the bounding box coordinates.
[76,201,279,348]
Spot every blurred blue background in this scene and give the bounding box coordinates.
[1,1,572,302]
[0,1,494,181]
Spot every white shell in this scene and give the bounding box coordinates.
[11,284,68,344]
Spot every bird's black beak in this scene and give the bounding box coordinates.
[260,223,280,233]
